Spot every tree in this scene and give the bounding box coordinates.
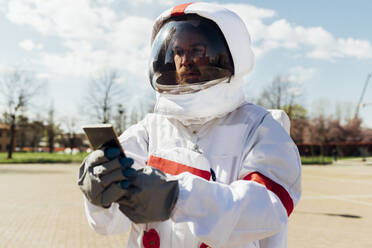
[130,109,139,126]
[343,117,363,142]
[326,118,344,143]
[362,128,372,142]
[290,118,310,143]
[29,120,44,151]
[257,75,303,120]
[46,104,61,153]
[0,69,43,158]
[83,70,123,124]
[61,117,79,154]
[310,115,329,157]
[17,114,28,150]
[15,117,48,151]
[283,104,307,120]
[113,104,128,134]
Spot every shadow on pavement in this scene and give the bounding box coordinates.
[324,213,361,219]
[296,211,362,219]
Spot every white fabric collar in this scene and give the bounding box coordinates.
[154,78,245,126]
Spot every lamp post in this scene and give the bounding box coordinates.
[117,104,125,134]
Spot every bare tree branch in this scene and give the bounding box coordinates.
[258,75,303,119]
[0,68,44,158]
[83,70,124,124]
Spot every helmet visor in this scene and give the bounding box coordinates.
[149,15,234,94]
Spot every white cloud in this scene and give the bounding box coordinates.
[5,0,174,39]
[6,0,154,80]
[222,3,372,60]
[19,39,44,51]
[337,38,372,59]
[288,66,317,84]
[7,0,114,40]
[35,72,51,79]
[107,16,152,74]
[0,64,15,74]
[222,3,276,40]
[19,39,34,50]
[0,1,7,13]
[132,0,175,5]
[6,0,372,81]
[42,42,108,76]
[39,15,153,79]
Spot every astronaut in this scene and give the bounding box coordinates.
[78,2,301,248]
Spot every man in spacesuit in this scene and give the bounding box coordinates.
[78,2,301,248]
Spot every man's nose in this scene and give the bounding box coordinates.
[181,51,193,66]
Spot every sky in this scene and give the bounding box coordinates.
[1,0,372,129]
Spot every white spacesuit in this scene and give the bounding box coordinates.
[82,2,301,248]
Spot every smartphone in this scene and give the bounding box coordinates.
[82,124,126,156]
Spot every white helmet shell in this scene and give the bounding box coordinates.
[152,2,254,79]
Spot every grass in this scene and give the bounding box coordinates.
[301,156,333,165]
[0,152,364,165]
[301,156,372,165]
[0,152,88,164]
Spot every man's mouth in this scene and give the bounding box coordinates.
[185,72,198,77]
[177,67,201,84]
[182,70,200,78]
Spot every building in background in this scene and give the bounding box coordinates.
[0,123,12,152]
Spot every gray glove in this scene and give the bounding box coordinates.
[77,147,134,208]
[117,166,179,223]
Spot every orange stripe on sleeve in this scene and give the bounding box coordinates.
[148,155,211,180]
[243,172,294,216]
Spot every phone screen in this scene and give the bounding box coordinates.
[83,124,125,156]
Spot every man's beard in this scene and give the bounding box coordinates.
[177,65,231,85]
[177,65,202,84]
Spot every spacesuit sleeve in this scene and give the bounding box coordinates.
[171,114,301,247]
[83,119,149,235]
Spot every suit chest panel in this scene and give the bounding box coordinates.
[148,120,249,184]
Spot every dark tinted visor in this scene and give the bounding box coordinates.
[149,14,234,93]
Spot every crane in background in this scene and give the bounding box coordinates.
[360,102,372,108]
[355,73,371,118]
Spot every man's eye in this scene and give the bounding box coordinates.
[174,49,184,56]
[192,48,204,57]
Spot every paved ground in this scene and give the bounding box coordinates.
[288,162,372,248]
[0,161,371,247]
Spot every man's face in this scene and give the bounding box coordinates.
[172,32,209,84]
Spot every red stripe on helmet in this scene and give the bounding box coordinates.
[171,2,193,16]
[243,172,294,216]
[148,155,211,180]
